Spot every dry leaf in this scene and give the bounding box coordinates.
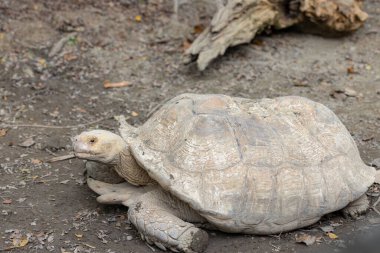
[252,39,264,46]
[47,234,54,243]
[330,222,343,227]
[32,83,46,90]
[131,111,139,117]
[17,198,26,203]
[72,106,87,113]
[347,66,356,74]
[75,233,83,238]
[193,24,205,34]
[183,39,191,51]
[12,237,29,248]
[63,53,78,61]
[20,168,31,174]
[0,128,8,137]
[3,199,12,204]
[38,58,47,68]
[295,233,316,246]
[103,81,129,89]
[19,138,35,147]
[49,109,59,117]
[135,15,142,22]
[327,232,338,239]
[31,158,42,165]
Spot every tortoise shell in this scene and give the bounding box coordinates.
[128,94,375,234]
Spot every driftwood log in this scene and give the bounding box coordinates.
[185,0,368,70]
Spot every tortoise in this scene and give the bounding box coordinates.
[72,94,377,253]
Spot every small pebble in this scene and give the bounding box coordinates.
[344,87,357,97]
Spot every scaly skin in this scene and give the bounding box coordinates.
[128,196,208,253]
[87,177,209,253]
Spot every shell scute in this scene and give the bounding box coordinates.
[138,96,194,152]
[168,115,242,172]
[194,94,239,115]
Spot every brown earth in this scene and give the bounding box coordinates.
[0,0,379,252]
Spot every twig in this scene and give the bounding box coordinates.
[0,116,113,129]
[0,247,14,251]
[44,148,58,157]
[145,243,156,252]
[103,81,129,89]
[34,178,59,184]
[49,33,77,57]
[46,154,76,163]
[82,243,96,249]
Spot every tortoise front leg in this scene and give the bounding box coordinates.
[87,178,151,205]
[129,190,209,253]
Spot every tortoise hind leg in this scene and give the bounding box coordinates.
[342,194,370,219]
[129,190,209,253]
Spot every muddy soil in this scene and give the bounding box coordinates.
[0,0,379,252]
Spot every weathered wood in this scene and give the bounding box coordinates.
[301,0,368,31]
[185,0,368,70]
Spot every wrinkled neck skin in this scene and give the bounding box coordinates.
[114,146,155,186]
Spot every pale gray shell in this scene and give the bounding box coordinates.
[129,94,375,234]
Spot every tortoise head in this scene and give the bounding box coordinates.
[73,130,126,164]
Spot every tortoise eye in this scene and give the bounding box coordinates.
[89,138,97,144]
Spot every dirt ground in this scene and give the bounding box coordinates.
[0,0,380,252]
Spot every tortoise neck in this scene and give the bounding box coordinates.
[114,146,154,186]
